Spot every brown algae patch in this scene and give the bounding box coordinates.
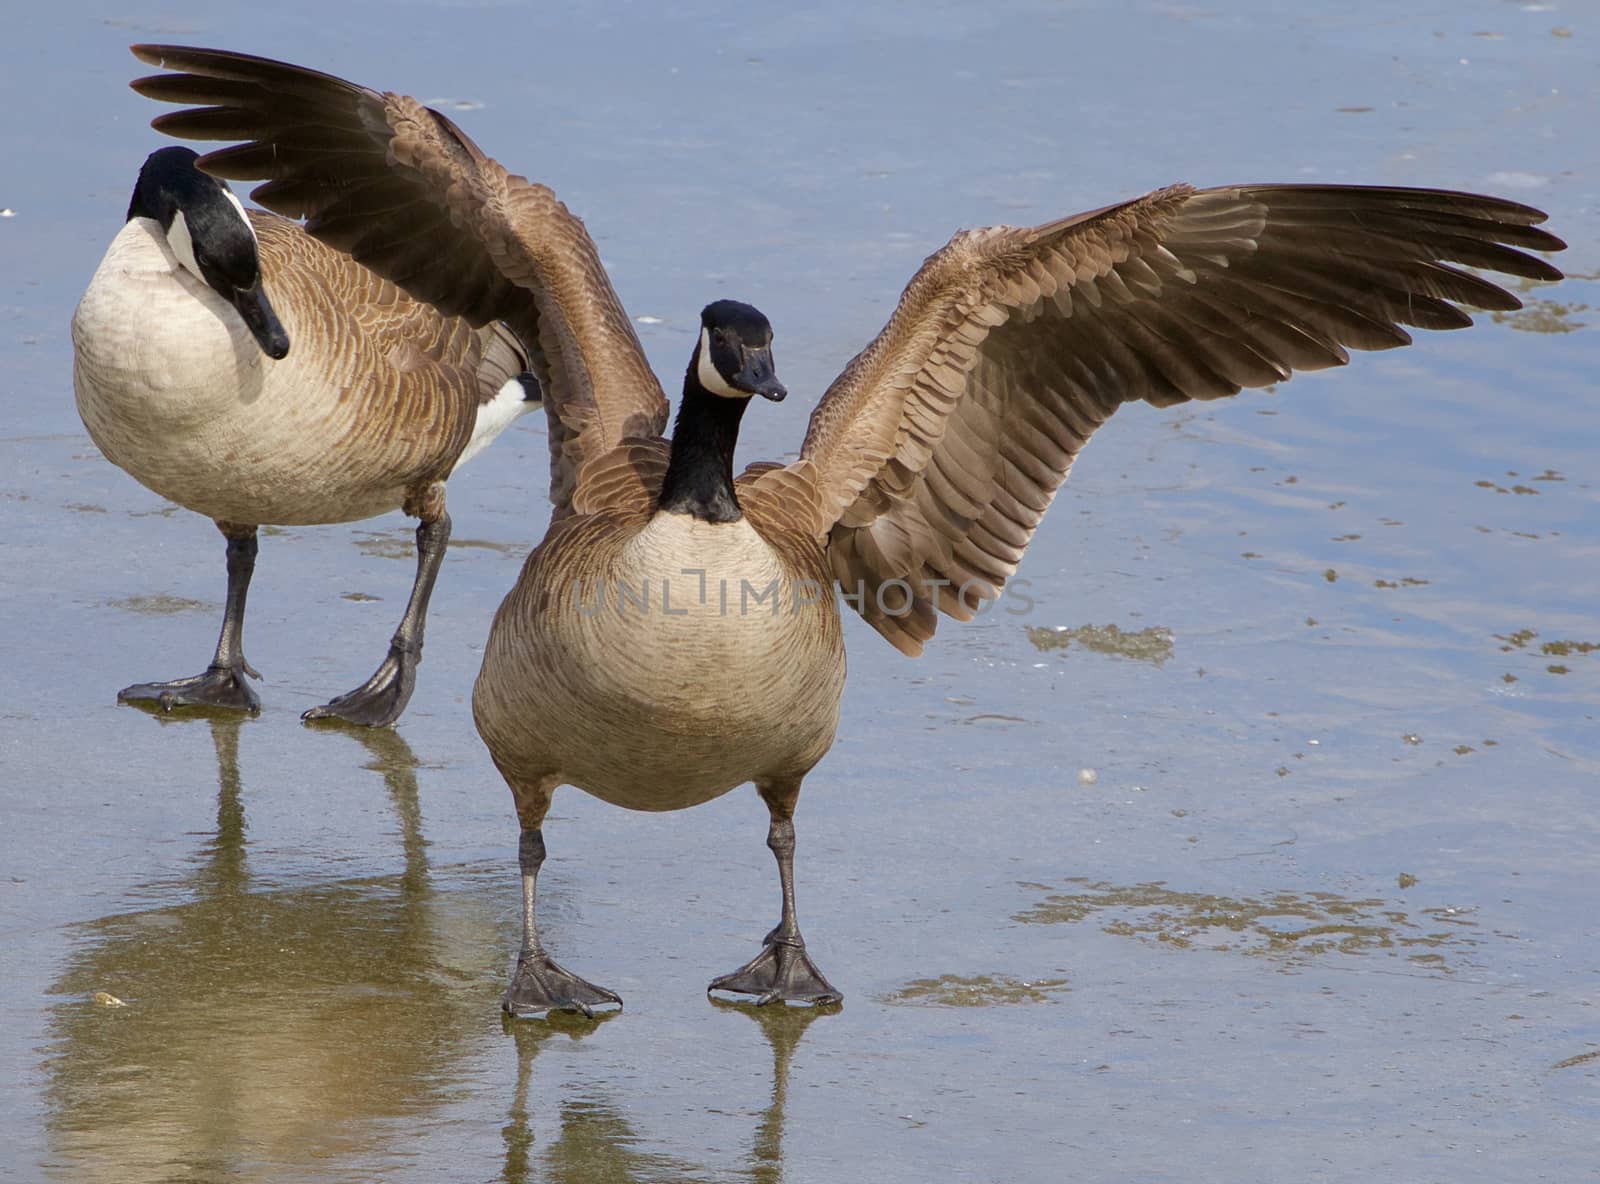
[353,531,416,560]
[1475,479,1541,495]
[1541,640,1599,658]
[1497,628,1539,651]
[884,974,1070,1007]
[1495,629,1597,671]
[447,537,525,554]
[1026,623,1175,665]
[1552,1049,1600,1071]
[1490,298,1588,334]
[110,594,212,615]
[357,532,524,559]
[1012,880,1481,971]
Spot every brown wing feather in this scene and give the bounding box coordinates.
[252,212,525,478]
[800,183,1565,654]
[129,43,669,517]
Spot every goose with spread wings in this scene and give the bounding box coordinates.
[129,43,1564,1015]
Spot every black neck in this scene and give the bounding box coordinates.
[658,356,749,523]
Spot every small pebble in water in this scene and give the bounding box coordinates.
[1078,768,1097,785]
[1403,733,1422,746]
[92,991,126,1008]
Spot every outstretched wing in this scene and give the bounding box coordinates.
[796,183,1564,653]
[129,44,670,516]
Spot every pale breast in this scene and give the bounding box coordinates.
[71,219,453,526]
[476,512,847,812]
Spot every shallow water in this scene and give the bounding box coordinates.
[3,1,1597,1180]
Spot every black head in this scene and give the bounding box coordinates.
[695,300,786,402]
[127,146,290,360]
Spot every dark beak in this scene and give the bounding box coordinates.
[737,346,786,402]
[230,279,290,360]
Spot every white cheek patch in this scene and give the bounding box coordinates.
[221,188,260,248]
[696,326,747,399]
[166,209,203,282]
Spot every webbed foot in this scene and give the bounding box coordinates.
[301,648,414,727]
[503,947,622,1019]
[709,935,842,1007]
[119,662,261,715]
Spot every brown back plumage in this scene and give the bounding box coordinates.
[250,212,528,482]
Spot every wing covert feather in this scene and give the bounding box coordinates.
[799,183,1563,653]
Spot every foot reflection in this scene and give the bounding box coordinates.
[337,720,429,891]
[500,1010,618,1184]
[500,1003,825,1183]
[715,1000,827,1184]
[46,719,500,1182]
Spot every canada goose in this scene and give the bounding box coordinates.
[127,44,1564,1015]
[72,145,539,726]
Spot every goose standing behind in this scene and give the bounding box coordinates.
[72,146,539,726]
[127,44,1564,1014]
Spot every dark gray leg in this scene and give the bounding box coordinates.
[710,780,842,1007]
[119,522,262,714]
[503,826,622,1018]
[304,504,450,728]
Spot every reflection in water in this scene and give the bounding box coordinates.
[500,1002,823,1184]
[49,720,825,1182]
[46,720,501,1182]
[723,1002,821,1184]
[1014,879,1483,971]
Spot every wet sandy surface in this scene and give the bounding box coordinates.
[3,1,1597,1180]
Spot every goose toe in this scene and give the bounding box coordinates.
[502,949,621,1019]
[709,937,842,1008]
[119,663,262,716]
[302,651,415,728]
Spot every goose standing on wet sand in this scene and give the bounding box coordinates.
[72,145,539,726]
[126,43,1564,1014]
